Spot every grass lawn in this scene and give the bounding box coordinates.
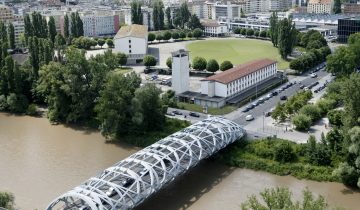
[113,67,133,75]
[177,102,237,115]
[186,39,289,70]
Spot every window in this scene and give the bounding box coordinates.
[129,40,131,43]
[129,50,132,53]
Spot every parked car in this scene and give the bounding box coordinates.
[245,114,254,121]
[310,73,317,78]
[259,97,265,103]
[166,112,175,116]
[242,107,250,113]
[189,112,200,117]
[272,91,278,96]
[280,95,287,100]
[300,85,305,89]
[265,111,272,117]
[172,110,182,115]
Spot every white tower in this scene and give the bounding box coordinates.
[172,49,189,94]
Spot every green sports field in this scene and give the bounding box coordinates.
[186,39,289,70]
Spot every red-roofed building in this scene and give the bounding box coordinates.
[201,59,277,99]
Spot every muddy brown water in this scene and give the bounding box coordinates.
[0,113,359,210]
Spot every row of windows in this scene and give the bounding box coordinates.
[226,66,276,96]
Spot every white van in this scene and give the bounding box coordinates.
[245,115,254,121]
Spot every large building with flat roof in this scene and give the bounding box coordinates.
[338,17,360,42]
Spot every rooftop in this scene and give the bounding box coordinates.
[201,20,220,27]
[308,0,333,4]
[114,24,148,39]
[202,59,277,84]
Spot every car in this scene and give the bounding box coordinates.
[304,87,309,91]
[280,95,287,100]
[189,112,200,117]
[310,73,317,78]
[259,97,265,103]
[251,102,258,107]
[276,88,282,93]
[272,91,278,96]
[265,95,271,100]
[300,85,305,89]
[267,93,273,98]
[242,107,250,113]
[166,112,175,116]
[172,110,182,115]
[245,114,254,121]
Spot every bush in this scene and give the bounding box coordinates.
[246,28,254,36]
[316,98,336,115]
[143,55,157,68]
[148,33,156,42]
[293,114,312,131]
[193,28,203,39]
[327,109,344,126]
[234,27,241,34]
[192,56,207,70]
[187,32,193,38]
[260,30,267,38]
[220,60,233,71]
[206,59,219,72]
[299,104,321,122]
[274,141,297,163]
[166,57,172,69]
[179,31,186,39]
[26,104,37,116]
[156,34,163,41]
[240,28,246,35]
[171,32,179,40]
[0,95,7,111]
[254,30,260,37]
[106,39,114,48]
[163,31,172,41]
[7,93,28,113]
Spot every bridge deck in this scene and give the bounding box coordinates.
[47,116,245,210]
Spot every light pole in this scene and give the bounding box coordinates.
[263,112,265,132]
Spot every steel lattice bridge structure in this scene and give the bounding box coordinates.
[47,116,245,210]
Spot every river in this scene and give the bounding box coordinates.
[0,113,359,210]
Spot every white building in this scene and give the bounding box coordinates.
[209,1,241,20]
[189,1,208,19]
[201,59,277,98]
[81,14,120,37]
[307,0,334,14]
[201,20,228,36]
[172,49,190,94]
[113,24,148,64]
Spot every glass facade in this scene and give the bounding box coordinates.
[338,18,360,43]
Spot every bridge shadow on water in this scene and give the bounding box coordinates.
[135,160,235,210]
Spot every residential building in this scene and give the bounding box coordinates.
[202,19,228,36]
[269,0,293,11]
[113,24,148,63]
[124,6,154,30]
[307,0,334,14]
[0,4,24,47]
[245,0,269,13]
[210,2,241,20]
[338,17,360,42]
[189,1,208,19]
[81,14,120,37]
[201,59,277,98]
[343,3,360,14]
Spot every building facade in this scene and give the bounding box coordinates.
[113,24,148,63]
[307,0,333,14]
[343,3,360,14]
[201,20,228,36]
[82,14,120,37]
[338,18,360,43]
[0,4,24,47]
[172,49,190,94]
[201,59,277,98]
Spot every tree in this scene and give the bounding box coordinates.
[48,16,57,43]
[299,104,321,122]
[206,59,219,72]
[293,114,312,131]
[240,28,246,35]
[97,38,105,48]
[192,57,207,70]
[131,0,143,25]
[278,18,297,59]
[162,90,176,107]
[131,83,165,132]
[241,187,328,210]
[341,73,360,127]
[274,141,296,163]
[254,30,260,37]
[333,0,341,14]
[64,14,70,40]
[95,72,141,138]
[106,39,114,48]
[176,2,191,29]
[165,7,172,29]
[240,8,246,18]
[272,102,286,122]
[333,126,360,188]
[234,27,241,34]
[148,33,156,42]
[24,14,32,45]
[348,33,360,67]
[172,32,179,40]
[220,60,233,71]
[163,31,172,42]
[179,31,186,40]
[187,14,203,30]
[327,109,344,127]
[0,192,15,210]
[326,46,356,76]
[143,55,157,68]
[246,28,254,36]
[152,0,165,31]
[6,93,28,113]
[326,128,343,152]
[187,31,193,38]
[117,53,127,67]
[75,12,84,37]
[193,28,203,39]
[8,23,15,49]
[70,13,78,37]
[166,57,172,68]
[269,11,278,47]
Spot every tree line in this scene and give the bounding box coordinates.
[233,27,269,38]
[131,1,203,31]
[148,28,203,43]
[165,56,233,72]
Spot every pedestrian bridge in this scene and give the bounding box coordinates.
[47,116,245,210]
